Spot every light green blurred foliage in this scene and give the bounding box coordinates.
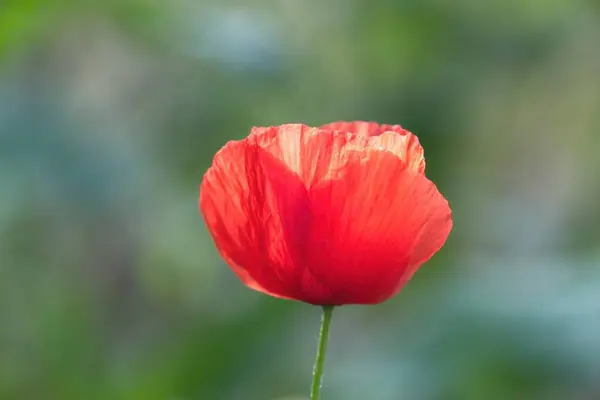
[1,0,600,399]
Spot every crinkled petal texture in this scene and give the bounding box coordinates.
[320,120,426,174]
[200,122,452,305]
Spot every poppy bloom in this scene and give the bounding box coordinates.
[199,121,452,305]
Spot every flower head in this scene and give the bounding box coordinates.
[199,121,452,305]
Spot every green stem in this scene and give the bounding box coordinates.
[310,305,334,400]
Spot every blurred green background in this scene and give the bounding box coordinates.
[1,1,600,399]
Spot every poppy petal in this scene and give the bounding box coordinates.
[321,121,425,174]
[249,124,353,187]
[200,138,331,301]
[304,139,452,304]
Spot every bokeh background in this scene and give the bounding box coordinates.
[1,1,600,399]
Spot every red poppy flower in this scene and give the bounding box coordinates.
[199,121,452,305]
